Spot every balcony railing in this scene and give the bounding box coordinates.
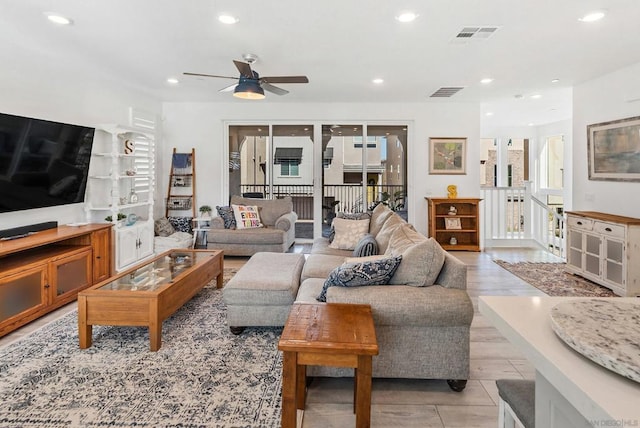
[240,184,406,221]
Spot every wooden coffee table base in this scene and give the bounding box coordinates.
[278,303,378,428]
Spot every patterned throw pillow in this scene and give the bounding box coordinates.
[168,217,193,233]
[216,205,236,229]
[232,204,263,229]
[329,218,370,250]
[328,212,371,243]
[352,233,379,257]
[154,218,176,237]
[316,255,403,302]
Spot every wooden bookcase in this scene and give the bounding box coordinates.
[427,198,482,251]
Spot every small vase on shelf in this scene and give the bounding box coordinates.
[129,189,139,204]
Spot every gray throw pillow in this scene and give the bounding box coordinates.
[216,205,236,229]
[316,255,402,302]
[352,233,379,257]
[154,218,176,237]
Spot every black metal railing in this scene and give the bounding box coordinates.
[239,184,406,220]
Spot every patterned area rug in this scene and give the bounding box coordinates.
[0,268,283,428]
[494,260,616,297]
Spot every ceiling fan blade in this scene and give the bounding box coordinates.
[261,76,309,84]
[261,82,289,96]
[183,72,237,80]
[219,83,238,92]
[233,60,254,78]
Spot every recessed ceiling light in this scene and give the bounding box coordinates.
[45,13,73,25]
[579,11,606,22]
[395,12,418,23]
[485,112,494,116]
[372,78,384,84]
[480,78,494,84]
[218,14,239,24]
[551,79,560,83]
[528,123,535,126]
[530,94,542,99]
[167,78,179,84]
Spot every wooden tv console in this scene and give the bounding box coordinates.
[0,224,112,337]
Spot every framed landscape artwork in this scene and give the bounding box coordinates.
[588,116,640,181]
[429,137,466,174]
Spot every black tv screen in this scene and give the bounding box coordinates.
[0,112,95,213]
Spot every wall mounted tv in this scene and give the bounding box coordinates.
[0,112,95,213]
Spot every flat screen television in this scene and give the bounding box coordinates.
[0,112,95,213]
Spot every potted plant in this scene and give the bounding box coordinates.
[105,213,127,227]
[199,205,213,219]
[322,200,340,225]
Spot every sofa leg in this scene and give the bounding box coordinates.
[229,326,246,335]
[447,379,467,392]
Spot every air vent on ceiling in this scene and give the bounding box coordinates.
[430,87,464,98]
[452,26,499,43]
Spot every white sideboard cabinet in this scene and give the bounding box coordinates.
[565,211,640,297]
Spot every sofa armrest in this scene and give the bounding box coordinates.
[435,252,467,290]
[274,211,298,232]
[211,216,225,229]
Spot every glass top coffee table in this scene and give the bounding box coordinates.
[78,249,223,351]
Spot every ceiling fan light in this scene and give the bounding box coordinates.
[233,80,265,100]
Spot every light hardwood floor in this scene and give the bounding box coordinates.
[0,247,561,428]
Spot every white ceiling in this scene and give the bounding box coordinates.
[2,1,640,128]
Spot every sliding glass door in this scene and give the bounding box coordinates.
[229,122,407,239]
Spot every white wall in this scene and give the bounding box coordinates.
[0,72,161,230]
[573,61,640,217]
[161,102,480,236]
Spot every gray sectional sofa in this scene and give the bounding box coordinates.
[223,203,474,391]
[207,195,297,256]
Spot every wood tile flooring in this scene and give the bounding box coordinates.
[0,247,561,427]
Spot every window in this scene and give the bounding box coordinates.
[353,136,377,148]
[280,160,299,176]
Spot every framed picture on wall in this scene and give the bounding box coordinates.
[429,137,467,174]
[588,116,640,181]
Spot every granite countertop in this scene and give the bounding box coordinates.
[550,299,640,383]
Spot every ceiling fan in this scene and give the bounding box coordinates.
[184,54,309,99]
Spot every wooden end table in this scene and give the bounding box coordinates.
[78,249,223,351]
[278,302,379,428]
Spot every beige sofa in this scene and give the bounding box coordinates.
[207,195,297,256]
[295,204,473,390]
[223,203,474,391]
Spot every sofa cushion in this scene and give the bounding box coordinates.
[374,213,408,253]
[353,233,378,257]
[216,205,236,229]
[369,203,394,237]
[385,225,446,287]
[300,253,347,282]
[207,227,285,245]
[310,237,353,257]
[329,217,370,250]
[317,255,403,302]
[232,204,263,229]
[230,195,293,226]
[154,217,176,237]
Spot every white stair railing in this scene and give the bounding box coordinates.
[480,183,566,259]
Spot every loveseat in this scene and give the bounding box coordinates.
[224,203,474,390]
[207,195,297,256]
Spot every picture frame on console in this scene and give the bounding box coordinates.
[429,137,467,175]
[587,115,640,182]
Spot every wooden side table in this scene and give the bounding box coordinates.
[278,303,379,428]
